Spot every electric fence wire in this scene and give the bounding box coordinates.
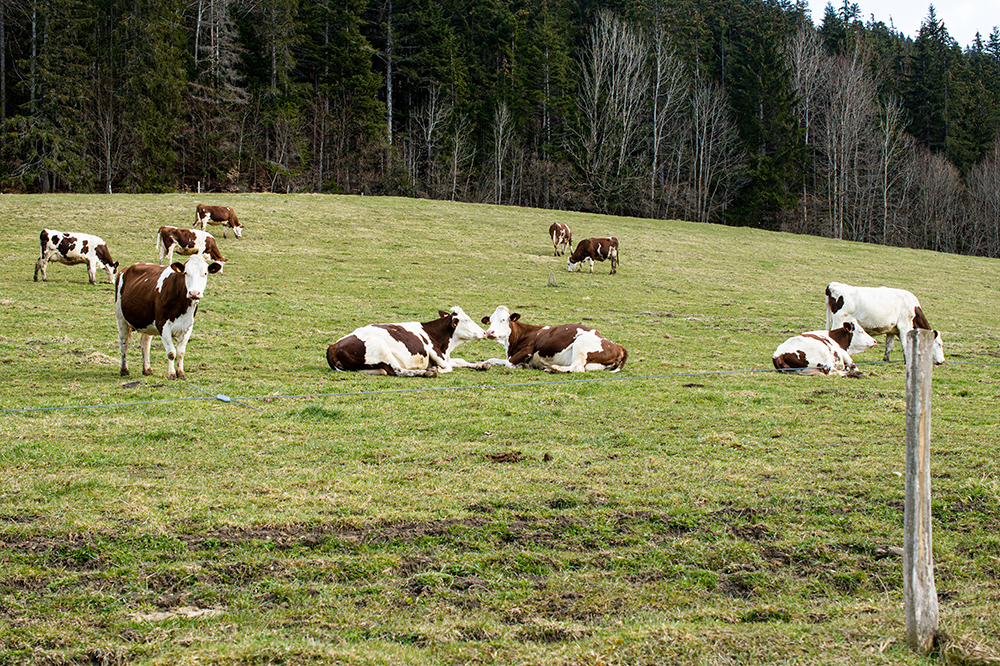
[2,359,997,415]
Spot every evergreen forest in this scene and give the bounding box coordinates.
[3,0,1000,257]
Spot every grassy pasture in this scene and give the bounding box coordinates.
[1,193,999,665]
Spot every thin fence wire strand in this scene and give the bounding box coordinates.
[2,359,996,415]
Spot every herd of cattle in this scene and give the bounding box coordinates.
[30,212,944,380]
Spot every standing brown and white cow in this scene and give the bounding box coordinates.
[549,222,572,256]
[34,229,118,285]
[195,204,243,239]
[115,254,223,380]
[567,237,618,274]
[157,226,226,267]
[480,305,627,373]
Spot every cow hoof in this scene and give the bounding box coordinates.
[120,369,130,377]
[176,372,186,380]
[143,369,154,376]
[167,372,177,380]
[474,362,491,371]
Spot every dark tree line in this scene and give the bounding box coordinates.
[3,0,1000,256]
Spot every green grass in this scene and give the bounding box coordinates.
[1,193,998,664]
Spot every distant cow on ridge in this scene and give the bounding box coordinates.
[196,204,243,239]
[34,229,118,285]
[549,222,572,256]
[568,237,618,274]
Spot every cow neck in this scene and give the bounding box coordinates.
[421,314,456,356]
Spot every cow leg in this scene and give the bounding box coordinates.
[449,357,491,371]
[140,334,155,376]
[158,325,179,379]
[610,252,618,275]
[86,258,98,285]
[588,257,595,274]
[117,323,132,377]
[34,253,53,282]
[173,327,194,380]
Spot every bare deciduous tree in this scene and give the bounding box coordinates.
[786,24,824,232]
[648,28,687,219]
[571,9,650,213]
[964,140,1000,257]
[687,77,745,224]
[821,47,876,240]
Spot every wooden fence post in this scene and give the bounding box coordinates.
[904,328,939,654]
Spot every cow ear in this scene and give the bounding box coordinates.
[843,321,854,332]
[170,262,185,273]
[510,313,521,322]
[439,310,449,318]
[208,262,223,274]
[481,316,490,325]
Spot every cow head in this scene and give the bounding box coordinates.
[231,221,243,239]
[481,305,518,346]
[931,330,945,364]
[840,320,878,355]
[171,254,223,301]
[441,306,486,347]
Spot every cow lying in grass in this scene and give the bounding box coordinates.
[326,307,489,377]
[772,321,877,377]
[480,305,627,373]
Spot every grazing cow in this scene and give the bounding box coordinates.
[195,204,243,239]
[34,229,118,285]
[157,226,226,267]
[480,305,627,373]
[772,321,878,377]
[549,222,572,256]
[825,282,944,364]
[326,307,490,377]
[568,237,619,274]
[115,254,223,380]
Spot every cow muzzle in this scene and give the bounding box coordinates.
[188,291,203,300]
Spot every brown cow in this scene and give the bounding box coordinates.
[549,222,572,256]
[115,254,223,380]
[157,226,226,266]
[480,305,627,373]
[195,204,243,239]
[568,237,618,274]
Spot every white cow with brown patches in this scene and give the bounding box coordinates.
[34,229,118,285]
[157,226,226,266]
[326,307,489,377]
[772,321,877,377]
[480,305,627,373]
